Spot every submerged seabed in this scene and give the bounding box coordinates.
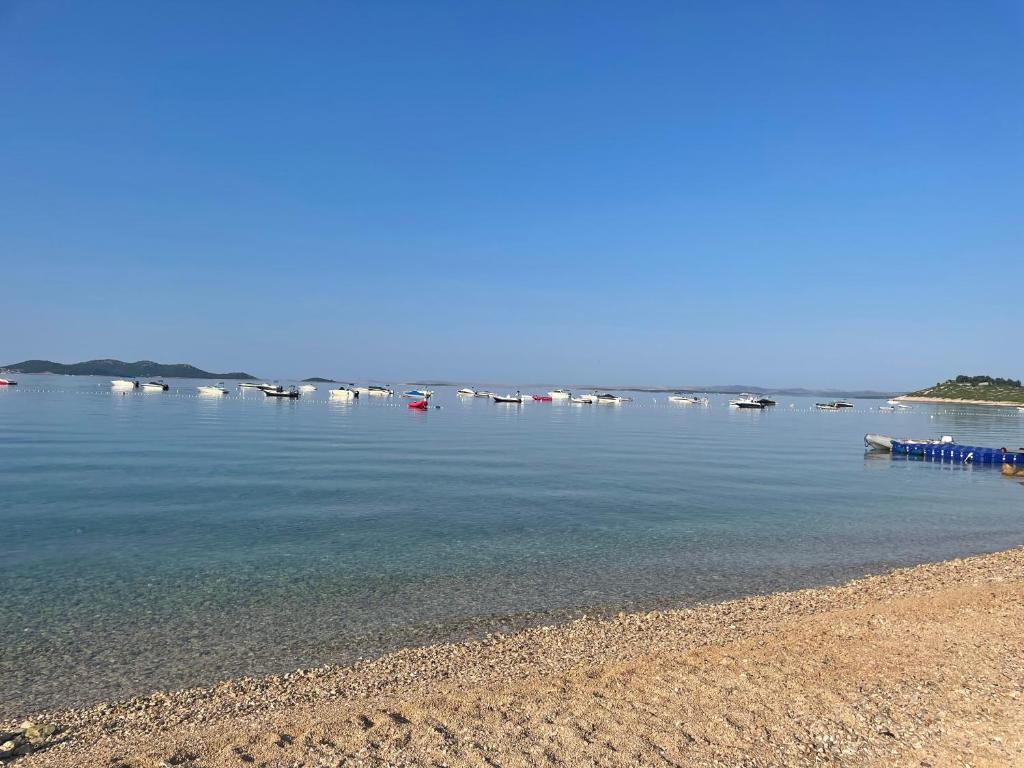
[2,376,1023,714]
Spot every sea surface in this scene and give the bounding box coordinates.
[2,375,1023,715]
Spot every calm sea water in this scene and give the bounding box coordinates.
[2,375,1023,715]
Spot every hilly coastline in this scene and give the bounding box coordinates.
[2,359,255,380]
[898,375,1024,406]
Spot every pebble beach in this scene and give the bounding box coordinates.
[6,546,1023,767]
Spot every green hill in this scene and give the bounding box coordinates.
[905,375,1024,404]
[2,359,255,379]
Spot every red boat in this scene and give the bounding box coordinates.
[0,378,17,386]
[532,395,552,402]
[408,399,429,410]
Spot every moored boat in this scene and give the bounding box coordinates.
[570,396,592,404]
[238,382,267,389]
[111,379,139,389]
[668,393,706,404]
[265,386,300,399]
[408,399,429,410]
[0,378,18,386]
[492,393,523,403]
[547,389,571,399]
[596,393,630,404]
[328,387,358,399]
[197,385,229,396]
[865,434,954,452]
[142,381,169,391]
[457,388,477,396]
[815,402,841,410]
[363,386,394,397]
[833,400,854,408]
[532,395,553,402]
[474,390,496,398]
[730,395,765,409]
[298,384,317,393]
[403,389,434,398]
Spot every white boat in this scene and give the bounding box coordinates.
[815,402,841,411]
[668,393,706,404]
[879,406,895,412]
[570,396,592,404]
[238,382,266,389]
[142,381,169,391]
[596,393,629,404]
[328,387,358,400]
[298,384,317,393]
[886,398,902,405]
[111,379,138,389]
[729,395,765,409]
[457,388,477,396]
[547,389,571,399]
[356,385,393,397]
[492,393,523,403]
[198,385,229,396]
[865,434,954,452]
[0,378,16,386]
[475,390,496,398]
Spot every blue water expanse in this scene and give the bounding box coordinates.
[2,375,1023,715]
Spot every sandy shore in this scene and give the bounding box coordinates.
[895,395,1024,408]
[7,548,1024,767]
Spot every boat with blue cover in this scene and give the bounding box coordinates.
[891,440,1024,467]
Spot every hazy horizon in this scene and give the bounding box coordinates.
[3,3,1021,391]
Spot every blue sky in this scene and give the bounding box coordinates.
[2,2,1021,388]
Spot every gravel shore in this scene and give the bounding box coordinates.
[6,547,1024,767]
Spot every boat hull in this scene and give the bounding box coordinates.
[891,441,1024,466]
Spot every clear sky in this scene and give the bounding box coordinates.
[2,2,1022,388]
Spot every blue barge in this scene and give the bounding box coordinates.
[891,440,1024,466]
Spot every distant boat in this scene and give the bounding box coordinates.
[197,385,229,396]
[298,384,317,393]
[532,395,553,402]
[265,386,300,399]
[111,379,139,389]
[407,399,430,410]
[756,397,777,407]
[886,398,902,405]
[865,433,954,451]
[328,387,358,400]
[492,393,523,404]
[403,389,434,398]
[457,388,477,396]
[570,396,592,404]
[474,390,496,398]
[142,381,169,391]
[359,385,394,397]
[0,378,18,386]
[668,393,706,405]
[238,382,267,389]
[815,402,841,411]
[729,395,765,409]
[547,389,571,399]
[596,393,630,404]
[833,400,854,408]
[879,405,895,412]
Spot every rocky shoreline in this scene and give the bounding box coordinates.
[895,394,1024,407]
[5,547,1024,766]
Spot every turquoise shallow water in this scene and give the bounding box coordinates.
[2,375,1023,715]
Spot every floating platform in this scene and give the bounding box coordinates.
[891,440,1024,466]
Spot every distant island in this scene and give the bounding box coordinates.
[302,377,337,383]
[2,359,256,380]
[897,375,1024,406]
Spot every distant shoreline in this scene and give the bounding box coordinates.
[895,395,1024,407]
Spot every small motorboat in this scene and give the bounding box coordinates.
[547,389,571,399]
[403,389,434,398]
[886,398,901,405]
[142,381,169,391]
[457,388,477,396]
[298,384,317,393]
[111,379,139,389]
[833,400,854,408]
[532,395,553,402]
[358,385,393,397]
[258,384,283,393]
[879,405,895,412]
[265,386,300,399]
[865,434,954,452]
[668,393,705,404]
[238,382,267,389]
[329,387,359,400]
[756,397,777,407]
[596,393,629,404]
[815,402,841,411]
[198,385,229,396]
[492,393,523,404]
[570,396,592,404]
[474,390,496,398]
[0,378,18,386]
[729,395,765,409]
[408,399,429,410]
